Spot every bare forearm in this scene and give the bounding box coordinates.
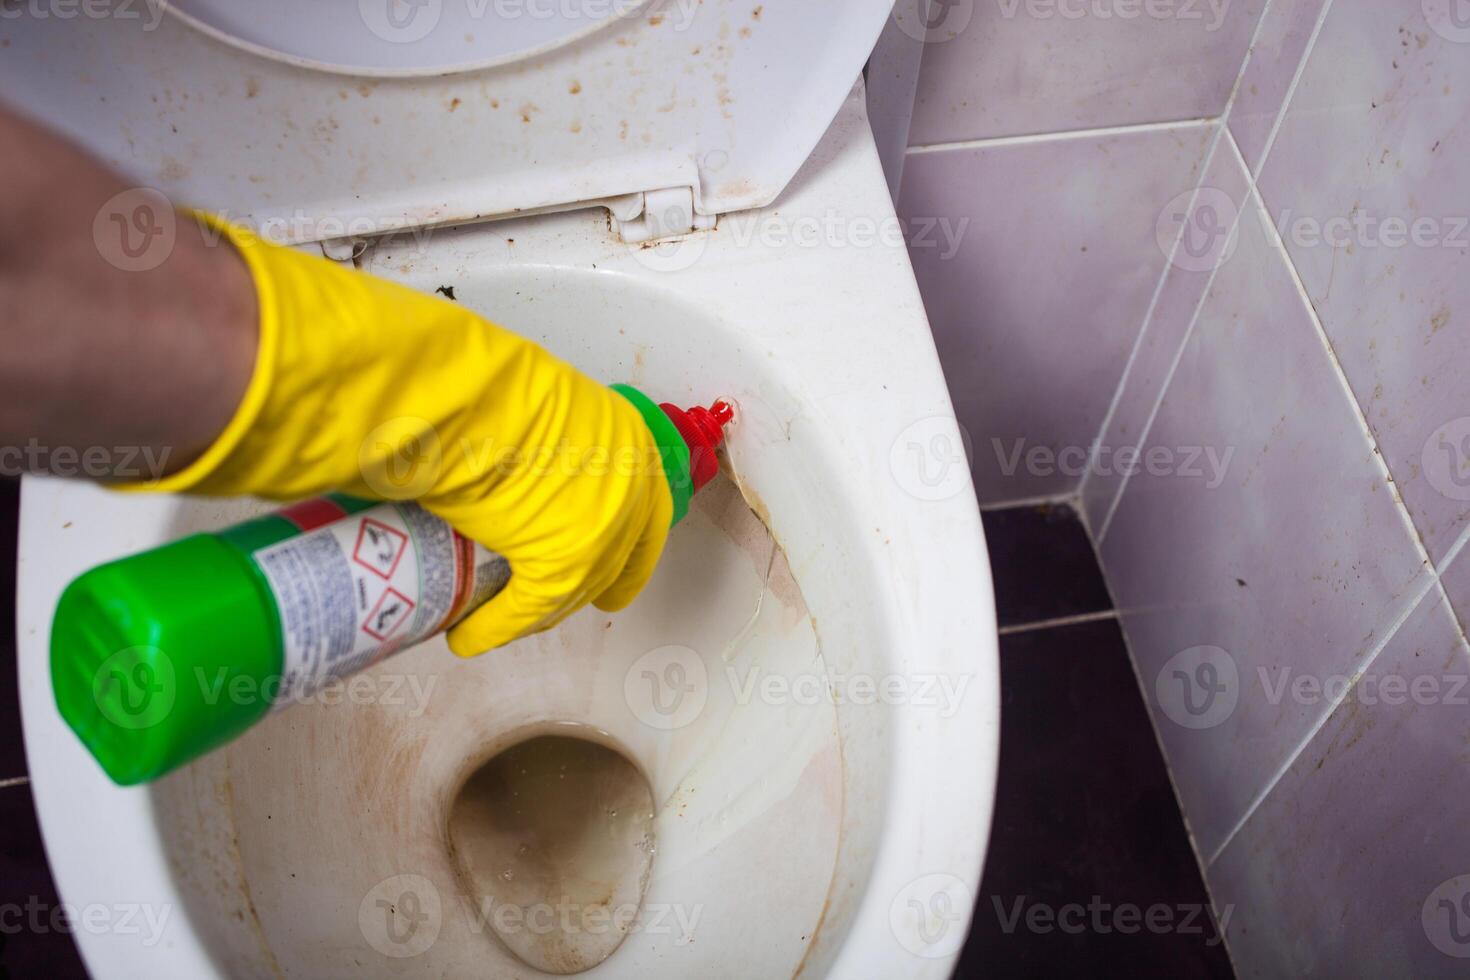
[0,102,256,480]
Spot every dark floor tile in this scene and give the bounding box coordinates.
[0,782,89,979]
[0,477,22,780]
[981,504,1111,629]
[959,619,1234,979]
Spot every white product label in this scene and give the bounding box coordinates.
[252,502,509,708]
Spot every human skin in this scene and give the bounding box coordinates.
[0,101,257,478]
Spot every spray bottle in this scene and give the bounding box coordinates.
[50,385,733,786]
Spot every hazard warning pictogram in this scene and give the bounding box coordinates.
[362,587,415,641]
[354,517,408,580]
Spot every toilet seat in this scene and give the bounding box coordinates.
[165,0,632,75]
[3,0,892,245]
[4,7,1000,979]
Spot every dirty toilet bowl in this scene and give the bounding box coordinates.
[17,223,1000,976]
[6,3,1000,977]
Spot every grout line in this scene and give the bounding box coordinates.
[1067,4,1341,967]
[1203,149,1461,863]
[1083,64,1463,905]
[977,491,1077,513]
[1087,0,1419,869]
[1249,155,1439,585]
[1079,121,1228,532]
[1251,0,1338,180]
[1103,124,1446,871]
[1220,0,1282,109]
[1073,493,1227,937]
[1072,487,1099,542]
[1085,0,1278,543]
[1441,522,1470,589]
[1096,132,1256,541]
[0,776,30,790]
[905,116,1218,155]
[1435,525,1470,650]
[1205,562,1444,866]
[997,609,1117,637]
[1430,574,1470,660]
[1071,0,1277,928]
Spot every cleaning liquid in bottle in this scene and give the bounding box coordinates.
[50,386,733,785]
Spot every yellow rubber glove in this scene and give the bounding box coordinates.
[129,216,673,656]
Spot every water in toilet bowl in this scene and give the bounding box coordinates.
[446,729,656,975]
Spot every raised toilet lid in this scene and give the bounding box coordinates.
[0,0,893,243]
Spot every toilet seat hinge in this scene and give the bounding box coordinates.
[613,186,716,245]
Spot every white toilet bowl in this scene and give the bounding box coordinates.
[7,5,1000,977]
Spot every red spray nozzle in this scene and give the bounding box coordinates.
[706,400,735,427]
[659,399,734,492]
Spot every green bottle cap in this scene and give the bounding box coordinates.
[51,534,283,785]
[612,383,694,526]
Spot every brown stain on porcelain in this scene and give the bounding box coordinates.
[155,429,838,977]
[445,726,655,974]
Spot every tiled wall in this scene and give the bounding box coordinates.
[898,0,1470,972]
[900,1,1269,505]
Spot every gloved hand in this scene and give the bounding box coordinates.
[127,215,673,656]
